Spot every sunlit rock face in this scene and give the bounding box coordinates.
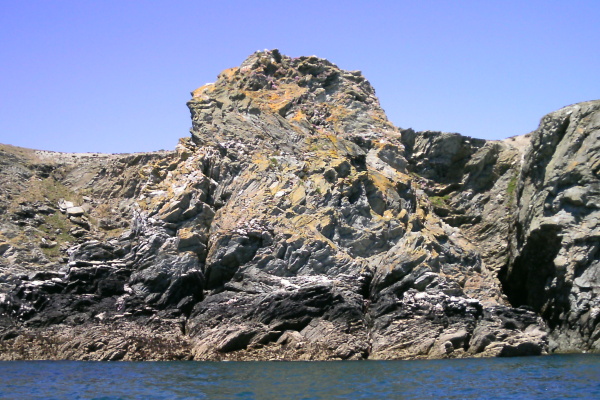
[0,50,597,360]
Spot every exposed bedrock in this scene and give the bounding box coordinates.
[0,50,597,360]
[500,100,600,352]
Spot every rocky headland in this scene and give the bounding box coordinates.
[0,50,598,361]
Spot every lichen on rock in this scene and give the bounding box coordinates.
[0,50,598,360]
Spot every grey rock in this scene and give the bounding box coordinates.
[0,51,597,362]
[66,207,85,217]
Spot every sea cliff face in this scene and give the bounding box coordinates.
[0,50,598,360]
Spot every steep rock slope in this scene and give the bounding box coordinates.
[501,101,600,352]
[0,50,596,360]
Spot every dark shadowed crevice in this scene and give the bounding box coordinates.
[500,226,564,326]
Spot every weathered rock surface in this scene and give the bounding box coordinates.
[500,101,600,353]
[0,50,597,360]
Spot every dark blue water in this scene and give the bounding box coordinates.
[0,354,598,399]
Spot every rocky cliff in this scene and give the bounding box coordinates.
[0,50,597,360]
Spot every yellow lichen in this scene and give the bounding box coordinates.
[243,84,307,114]
[290,109,307,122]
[218,67,239,81]
[289,185,306,205]
[191,83,216,98]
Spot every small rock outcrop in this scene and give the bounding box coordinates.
[0,50,597,360]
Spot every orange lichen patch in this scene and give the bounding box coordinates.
[312,125,332,136]
[566,160,580,172]
[325,134,338,144]
[267,181,285,196]
[406,214,424,233]
[251,155,274,172]
[290,109,307,122]
[368,170,395,192]
[191,83,217,98]
[370,137,403,152]
[243,83,307,114]
[382,209,396,220]
[176,164,195,175]
[328,158,353,175]
[304,135,347,159]
[287,214,338,249]
[367,109,394,128]
[397,209,408,222]
[289,185,306,205]
[290,214,314,229]
[178,227,196,241]
[423,217,446,238]
[218,67,239,81]
[325,104,355,132]
[312,212,334,229]
[139,191,168,213]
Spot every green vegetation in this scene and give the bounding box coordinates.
[41,244,61,258]
[506,172,518,207]
[38,213,74,259]
[430,195,450,208]
[42,213,71,240]
[15,177,82,208]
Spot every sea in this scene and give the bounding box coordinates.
[0,354,598,399]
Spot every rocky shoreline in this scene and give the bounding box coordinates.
[1,50,598,360]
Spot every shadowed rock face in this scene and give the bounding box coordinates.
[500,101,600,352]
[0,50,597,360]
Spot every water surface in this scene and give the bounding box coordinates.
[0,354,598,399]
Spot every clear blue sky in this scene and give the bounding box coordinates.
[1,1,598,153]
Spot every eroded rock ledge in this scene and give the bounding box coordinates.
[0,50,598,360]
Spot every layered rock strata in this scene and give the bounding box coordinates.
[0,50,597,360]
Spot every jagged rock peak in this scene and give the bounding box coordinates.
[237,49,370,93]
[187,49,398,151]
[193,49,374,98]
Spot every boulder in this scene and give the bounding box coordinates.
[66,207,85,217]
